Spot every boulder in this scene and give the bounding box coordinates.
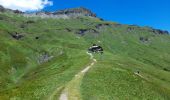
[9,32,24,40]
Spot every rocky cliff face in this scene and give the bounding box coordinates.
[0,5,96,19]
[53,7,96,17]
[23,7,97,19]
[151,29,169,35]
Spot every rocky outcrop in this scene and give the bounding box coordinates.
[1,5,97,18]
[24,12,70,19]
[38,52,54,64]
[53,7,96,17]
[9,32,24,40]
[126,25,141,31]
[76,29,98,36]
[23,7,97,19]
[127,27,135,31]
[126,25,169,35]
[151,29,169,35]
[139,37,149,43]
[95,23,111,29]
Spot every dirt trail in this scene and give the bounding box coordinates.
[134,72,149,81]
[59,52,96,100]
[59,92,68,100]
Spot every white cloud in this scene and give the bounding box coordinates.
[0,0,53,12]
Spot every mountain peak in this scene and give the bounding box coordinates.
[0,5,96,18]
[22,7,98,19]
[53,7,97,17]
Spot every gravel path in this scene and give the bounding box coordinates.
[59,52,96,100]
[59,91,68,100]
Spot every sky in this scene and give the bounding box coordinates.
[0,0,169,31]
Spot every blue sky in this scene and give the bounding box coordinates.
[43,0,170,31]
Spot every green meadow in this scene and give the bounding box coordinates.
[0,12,170,100]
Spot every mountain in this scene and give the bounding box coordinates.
[0,6,170,100]
[52,7,96,17]
[0,6,97,19]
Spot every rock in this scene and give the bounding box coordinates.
[23,7,97,19]
[95,23,111,29]
[38,52,54,64]
[1,6,97,19]
[76,29,98,35]
[53,7,96,17]
[13,10,23,14]
[127,27,135,31]
[139,37,149,43]
[10,32,24,40]
[151,29,169,35]
[77,29,88,35]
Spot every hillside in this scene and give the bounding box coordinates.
[0,7,170,100]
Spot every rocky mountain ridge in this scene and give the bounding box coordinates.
[0,5,169,34]
[0,5,96,19]
[24,7,97,19]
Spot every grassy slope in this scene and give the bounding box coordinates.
[0,12,170,99]
[81,52,170,100]
[81,25,170,99]
[0,13,93,99]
